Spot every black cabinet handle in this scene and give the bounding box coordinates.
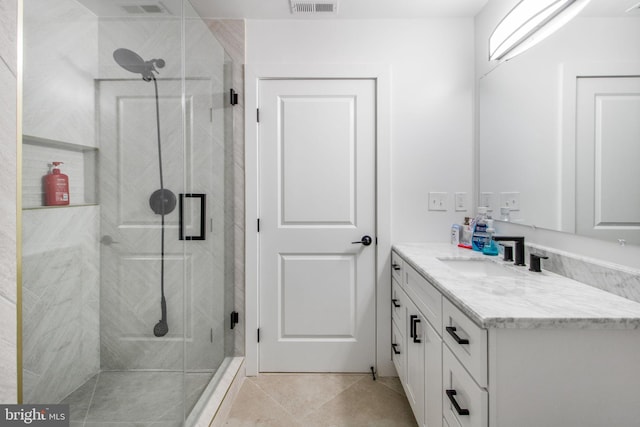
[410,315,421,343]
[392,263,401,271]
[391,343,401,355]
[446,326,469,345]
[446,389,470,416]
[392,299,400,308]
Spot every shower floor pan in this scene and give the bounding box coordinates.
[61,370,212,426]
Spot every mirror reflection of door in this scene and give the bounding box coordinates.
[575,76,640,244]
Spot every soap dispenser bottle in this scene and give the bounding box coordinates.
[44,161,70,206]
[482,219,499,256]
[471,207,488,251]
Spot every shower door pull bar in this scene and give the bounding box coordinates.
[230,88,239,105]
[179,193,206,240]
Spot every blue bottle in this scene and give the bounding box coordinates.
[471,207,489,251]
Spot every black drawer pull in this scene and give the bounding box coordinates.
[446,326,469,345]
[391,343,401,355]
[446,389,470,416]
[392,298,400,308]
[392,263,401,271]
[410,315,422,343]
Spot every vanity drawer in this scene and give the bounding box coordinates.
[391,278,406,330]
[443,346,488,427]
[391,251,403,284]
[391,321,406,385]
[405,263,442,334]
[443,298,488,387]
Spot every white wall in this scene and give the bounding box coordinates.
[246,19,476,243]
[475,0,640,270]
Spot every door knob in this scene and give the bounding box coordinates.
[351,235,373,246]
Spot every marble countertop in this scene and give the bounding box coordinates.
[393,243,640,329]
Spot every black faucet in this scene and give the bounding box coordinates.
[529,253,549,272]
[493,236,526,266]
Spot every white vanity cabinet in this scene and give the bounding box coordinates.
[392,245,640,427]
[393,258,443,427]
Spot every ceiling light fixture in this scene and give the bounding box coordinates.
[489,0,592,62]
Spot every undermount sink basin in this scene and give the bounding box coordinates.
[437,258,523,278]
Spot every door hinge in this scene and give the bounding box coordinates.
[257,328,261,343]
[376,237,378,245]
[230,88,238,106]
[257,108,260,123]
[230,311,239,329]
[257,218,260,232]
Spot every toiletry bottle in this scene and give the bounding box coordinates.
[482,219,499,256]
[450,224,461,245]
[471,207,488,251]
[458,217,472,249]
[44,161,70,206]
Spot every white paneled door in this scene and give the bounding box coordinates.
[258,79,377,372]
[576,76,640,244]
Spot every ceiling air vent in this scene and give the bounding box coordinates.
[290,1,338,14]
[120,2,170,15]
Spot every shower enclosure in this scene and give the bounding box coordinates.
[20,0,238,425]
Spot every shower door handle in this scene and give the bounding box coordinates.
[179,193,206,240]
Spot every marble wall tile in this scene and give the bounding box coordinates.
[0,0,17,76]
[0,295,17,403]
[22,206,100,404]
[0,54,16,305]
[0,0,17,404]
[23,0,98,146]
[98,16,224,81]
[528,244,640,304]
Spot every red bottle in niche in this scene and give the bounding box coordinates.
[44,162,70,206]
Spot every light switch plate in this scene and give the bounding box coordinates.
[428,192,448,211]
[480,192,493,210]
[454,192,467,211]
[500,192,520,211]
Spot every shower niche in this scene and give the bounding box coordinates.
[21,135,98,209]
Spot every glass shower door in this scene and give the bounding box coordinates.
[98,76,220,420]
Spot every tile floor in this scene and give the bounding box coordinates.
[61,371,213,426]
[223,374,418,427]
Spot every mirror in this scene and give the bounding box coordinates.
[478,0,640,245]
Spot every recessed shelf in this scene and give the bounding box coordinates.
[23,203,99,211]
[23,134,98,153]
[22,135,98,209]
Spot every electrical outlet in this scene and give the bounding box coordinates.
[500,192,520,211]
[454,192,467,212]
[480,192,493,210]
[428,192,448,211]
